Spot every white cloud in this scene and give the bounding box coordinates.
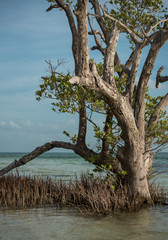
[9,121,21,129]
[148,79,156,89]
[0,121,6,126]
[21,120,32,127]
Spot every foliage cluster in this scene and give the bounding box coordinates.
[107,0,167,33]
[36,60,168,154]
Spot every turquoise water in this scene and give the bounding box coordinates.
[0,152,168,240]
[0,152,96,180]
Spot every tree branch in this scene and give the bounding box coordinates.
[69,62,117,98]
[125,48,140,69]
[48,0,79,74]
[156,66,168,88]
[148,93,168,127]
[85,104,106,115]
[89,0,109,42]
[74,0,90,76]
[134,29,168,134]
[88,15,105,55]
[77,100,88,149]
[126,47,142,103]
[101,109,113,154]
[103,22,120,85]
[0,141,76,176]
[100,5,142,44]
[145,18,168,36]
[46,4,59,12]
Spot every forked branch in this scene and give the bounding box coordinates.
[148,93,168,128]
[89,0,109,42]
[156,66,168,88]
[88,15,105,55]
[144,18,168,36]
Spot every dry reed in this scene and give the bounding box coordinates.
[0,174,167,215]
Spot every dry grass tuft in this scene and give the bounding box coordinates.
[0,174,167,215]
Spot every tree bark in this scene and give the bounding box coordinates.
[126,47,142,104]
[77,100,88,149]
[117,139,150,198]
[74,0,90,76]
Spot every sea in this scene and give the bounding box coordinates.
[0,152,168,240]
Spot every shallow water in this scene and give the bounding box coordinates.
[0,152,96,180]
[1,206,168,240]
[0,152,168,240]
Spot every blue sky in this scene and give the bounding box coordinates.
[0,0,168,152]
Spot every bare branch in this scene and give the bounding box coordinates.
[104,22,120,85]
[88,15,105,55]
[156,66,168,88]
[148,93,168,127]
[144,140,168,155]
[94,30,105,42]
[46,4,59,12]
[145,18,168,36]
[140,19,168,45]
[126,47,142,103]
[89,0,109,42]
[134,29,168,134]
[48,0,79,74]
[45,59,65,73]
[91,45,104,53]
[85,116,98,128]
[141,28,152,44]
[85,104,106,115]
[0,141,76,176]
[114,53,131,78]
[87,11,139,80]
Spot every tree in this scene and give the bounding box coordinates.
[0,0,168,200]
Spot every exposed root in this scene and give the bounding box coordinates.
[0,174,167,215]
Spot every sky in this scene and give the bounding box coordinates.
[0,0,168,152]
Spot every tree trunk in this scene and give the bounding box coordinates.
[127,158,150,198]
[117,139,150,198]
